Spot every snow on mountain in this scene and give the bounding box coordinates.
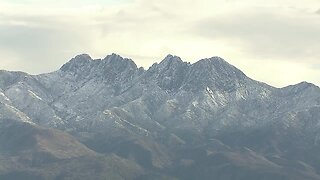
[1,53,320,179]
[0,54,319,135]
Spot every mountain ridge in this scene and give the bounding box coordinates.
[0,53,320,179]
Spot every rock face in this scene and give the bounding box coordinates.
[0,53,320,179]
[0,119,143,180]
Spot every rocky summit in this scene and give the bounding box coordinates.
[0,53,320,180]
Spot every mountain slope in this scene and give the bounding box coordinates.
[0,119,143,180]
[0,53,320,179]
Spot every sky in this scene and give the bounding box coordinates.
[0,0,319,87]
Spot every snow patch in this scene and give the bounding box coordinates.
[4,103,34,124]
[192,101,199,107]
[104,109,149,136]
[0,92,10,102]
[28,90,43,101]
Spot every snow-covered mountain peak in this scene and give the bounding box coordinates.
[162,54,182,62]
[70,54,93,64]
[279,81,320,97]
[156,54,185,70]
[194,56,235,69]
[180,56,249,92]
[103,53,138,70]
[103,53,125,62]
[60,54,92,72]
[295,81,318,88]
[58,53,140,83]
[2,53,320,180]
[207,56,228,62]
[75,53,92,60]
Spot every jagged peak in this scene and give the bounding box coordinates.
[102,53,138,69]
[74,54,92,61]
[104,53,123,60]
[194,56,231,66]
[146,54,186,73]
[60,54,93,72]
[282,81,319,91]
[296,81,316,87]
[177,56,251,92]
[69,53,93,65]
[160,54,183,64]
[192,56,246,77]
[60,53,139,73]
[155,54,186,71]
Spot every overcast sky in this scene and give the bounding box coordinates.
[0,0,319,87]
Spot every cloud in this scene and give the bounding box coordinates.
[0,14,97,73]
[0,0,319,87]
[191,8,320,62]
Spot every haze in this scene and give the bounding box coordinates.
[0,0,319,87]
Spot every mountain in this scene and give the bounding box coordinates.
[0,119,143,180]
[0,53,320,179]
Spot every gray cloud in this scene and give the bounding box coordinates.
[0,0,319,87]
[191,9,320,62]
[0,15,95,74]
